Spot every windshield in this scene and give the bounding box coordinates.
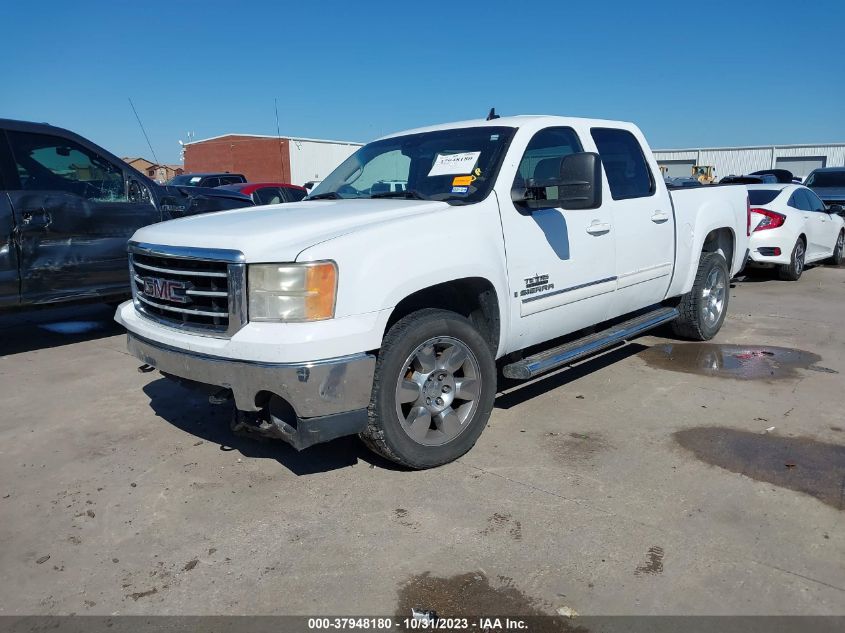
[804,171,845,188]
[748,189,781,205]
[309,126,515,204]
[168,174,204,186]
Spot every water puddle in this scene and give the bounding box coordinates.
[639,344,824,380]
[396,572,585,631]
[38,321,105,335]
[675,427,845,509]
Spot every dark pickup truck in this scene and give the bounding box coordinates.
[0,119,253,310]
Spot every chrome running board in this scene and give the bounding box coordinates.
[503,307,679,380]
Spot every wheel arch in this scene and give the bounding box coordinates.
[383,277,501,354]
[701,227,735,269]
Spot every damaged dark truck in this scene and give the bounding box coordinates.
[0,118,253,310]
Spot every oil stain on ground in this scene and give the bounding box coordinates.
[639,344,824,380]
[481,513,522,540]
[396,572,587,632]
[550,432,613,466]
[634,546,665,576]
[675,427,845,509]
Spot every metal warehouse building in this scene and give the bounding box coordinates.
[184,134,363,187]
[654,143,845,180]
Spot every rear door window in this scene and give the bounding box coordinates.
[793,189,815,211]
[591,128,655,200]
[804,189,826,212]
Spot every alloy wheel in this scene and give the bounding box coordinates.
[701,266,726,328]
[394,336,482,446]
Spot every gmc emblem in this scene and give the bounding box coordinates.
[143,277,191,304]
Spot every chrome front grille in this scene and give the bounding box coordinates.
[128,242,247,337]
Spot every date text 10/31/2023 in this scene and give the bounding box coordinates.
[307,617,531,630]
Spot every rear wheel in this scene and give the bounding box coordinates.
[778,238,805,280]
[360,309,496,469]
[825,231,844,266]
[671,251,729,341]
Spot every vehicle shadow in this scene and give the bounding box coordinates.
[142,377,402,476]
[0,302,125,356]
[495,343,648,410]
[735,264,830,284]
[142,341,651,474]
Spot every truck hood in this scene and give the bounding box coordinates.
[131,198,451,262]
[809,187,845,203]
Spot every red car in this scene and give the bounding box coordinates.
[216,182,308,205]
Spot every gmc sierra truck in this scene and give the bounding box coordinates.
[116,115,750,469]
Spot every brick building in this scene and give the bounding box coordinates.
[123,157,183,183]
[183,134,362,186]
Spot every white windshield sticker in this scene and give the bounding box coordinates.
[427,151,481,177]
[190,176,202,183]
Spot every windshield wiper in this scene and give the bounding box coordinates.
[370,190,427,200]
[306,192,342,200]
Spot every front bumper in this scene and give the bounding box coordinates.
[126,333,376,449]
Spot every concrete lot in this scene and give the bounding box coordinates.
[0,265,843,617]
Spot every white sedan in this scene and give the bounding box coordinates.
[747,184,845,280]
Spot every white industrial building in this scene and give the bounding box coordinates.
[654,143,845,180]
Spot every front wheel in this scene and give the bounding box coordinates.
[360,308,496,469]
[778,238,805,281]
[671,251,730,341]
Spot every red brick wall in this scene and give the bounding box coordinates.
[184,136,292,183]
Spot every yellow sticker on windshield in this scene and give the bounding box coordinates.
[452,175,474,186]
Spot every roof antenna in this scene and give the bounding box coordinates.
[486,107,500,121]
[128,97,160,166]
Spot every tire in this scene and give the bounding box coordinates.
[360,308,496,469]
[777,238,805,281]
[825,231,844,266]
[671,251,730,341]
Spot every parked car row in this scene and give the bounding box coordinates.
[664,166,845,280]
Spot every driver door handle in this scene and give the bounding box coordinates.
[651,211,669,223]
[586,221,612,235]
[19,209,51,228]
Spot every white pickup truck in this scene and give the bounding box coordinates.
[116,115,750,468]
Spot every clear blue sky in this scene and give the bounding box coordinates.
[3,0,843,163]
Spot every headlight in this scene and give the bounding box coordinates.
[248,261,337,322]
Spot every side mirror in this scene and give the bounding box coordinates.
[304,181,314,190]
[128,179,150,203]
[829,204,844,216]
[511,152,602,211]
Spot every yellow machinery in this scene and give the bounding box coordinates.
[692,165,716,184]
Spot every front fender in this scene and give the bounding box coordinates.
[296,199,511,356]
